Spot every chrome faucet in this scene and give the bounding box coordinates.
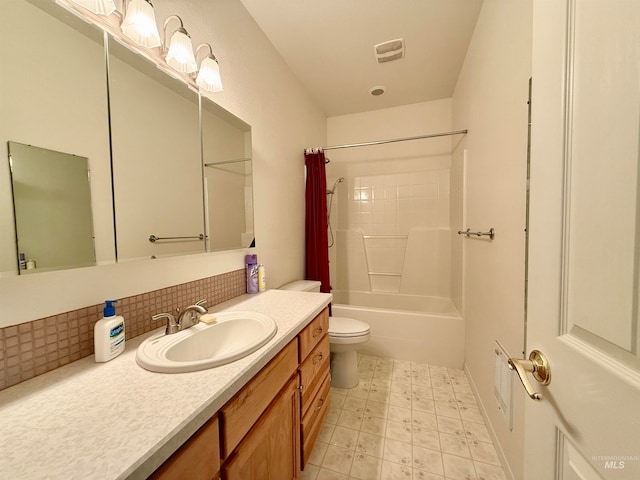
[176,300,207,330]
[152,299,207,335]
[151,312,179,335]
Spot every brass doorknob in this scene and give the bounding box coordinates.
[508,350,551,401]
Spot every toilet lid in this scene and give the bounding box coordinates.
[329,316,370,337]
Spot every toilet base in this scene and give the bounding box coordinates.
[330,350,359,389]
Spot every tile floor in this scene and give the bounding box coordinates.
[302,355,507,480]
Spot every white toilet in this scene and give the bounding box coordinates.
[280,280,370,388]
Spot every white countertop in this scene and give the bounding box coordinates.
[0,290,332,479]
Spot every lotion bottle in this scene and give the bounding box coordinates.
[94,300,125,362]
[258,264,266,292]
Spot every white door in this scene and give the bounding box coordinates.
[524,0,640,479]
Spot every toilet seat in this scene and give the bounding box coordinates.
[329,316,370,338]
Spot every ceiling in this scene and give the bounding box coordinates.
[240,0,483,117]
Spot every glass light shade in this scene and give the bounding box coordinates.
[166,30,197,74]
[196,57,223,92]
[70,0,116,15]
[121,0,161,48]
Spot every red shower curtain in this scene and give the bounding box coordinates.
[304,149,331,293]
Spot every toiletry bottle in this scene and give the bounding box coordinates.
[18,253,26,270]
[258,264,266,292]
[94,300,125,362]
[246,254,259,293]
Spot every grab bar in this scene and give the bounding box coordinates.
[149,234,204,243]
[457,228,495,240]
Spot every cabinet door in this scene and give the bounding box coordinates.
[150,416,220,480]
[223,375,301,480]
[221,340,298,458]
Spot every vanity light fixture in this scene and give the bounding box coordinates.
[194,44,223,93]
[58,0,224,93]
[69,0,116,15]
[163,15,197,74]
[121,0,161,48]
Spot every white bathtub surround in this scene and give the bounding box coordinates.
[332,167,452,295]
[332,297,464,369]
[302,354,506,480]
[0,290,331,479]
[335,228,452,296]
[325,100,463,370]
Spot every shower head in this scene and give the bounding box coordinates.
[327,177,345,195]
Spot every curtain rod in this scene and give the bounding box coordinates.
[322,129,468,151]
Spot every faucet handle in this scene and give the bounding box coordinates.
[195,299,207,307]
[152,312,179,335]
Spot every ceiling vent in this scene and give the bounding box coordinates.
[374,38,405,64]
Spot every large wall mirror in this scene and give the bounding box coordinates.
[202,97,254,251]
[8,142,97,273]
[1,0,255,276]
[108,38,205,261]
[0,0,112,276]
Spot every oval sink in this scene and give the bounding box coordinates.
[136,311,277,373]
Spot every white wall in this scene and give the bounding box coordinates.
[0,0,326,327]
[452,1,532,478]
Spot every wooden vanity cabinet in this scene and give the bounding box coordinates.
[221,375,300,479]
[297,308,331,469]
[298,308,329,360]
[149,415,220,480]
[220,339,300,479]
[151,307,332,479]
[219,340,298,458]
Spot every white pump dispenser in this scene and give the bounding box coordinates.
[94,300,125,362]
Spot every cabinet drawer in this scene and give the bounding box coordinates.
[301,373,331,468]
[299,335,330,414]
[220,340,298,458]
[150,415,220,480]
[298,308,329,362]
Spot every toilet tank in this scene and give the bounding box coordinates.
[279,280,321,293]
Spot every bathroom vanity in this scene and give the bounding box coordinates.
[0,290,331,479]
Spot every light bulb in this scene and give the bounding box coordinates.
[196,57,223,92]
[121,0,161,48]
[166,30,197,73]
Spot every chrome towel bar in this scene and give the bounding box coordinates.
[457,228,495,240]
[149,234,204,243]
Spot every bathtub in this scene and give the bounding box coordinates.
[331,290,464,368]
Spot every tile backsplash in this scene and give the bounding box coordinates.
[0,269,245,391]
